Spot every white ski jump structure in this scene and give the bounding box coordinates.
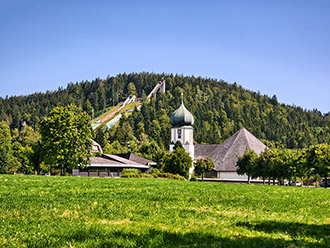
[93,79,165,129]
[147,79,166,100]
[118,95,136,111]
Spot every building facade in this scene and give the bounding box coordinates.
[169,99,266,180]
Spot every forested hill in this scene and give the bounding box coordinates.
[1,72,329,149]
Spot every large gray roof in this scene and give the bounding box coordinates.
[195,128,266,172]
[115,153,156,166]
[88,154,149,169]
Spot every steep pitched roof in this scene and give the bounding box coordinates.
[90,157,122,165]
[195,128,266,171]
[194,144,220,160]
[102,154,142,165]
[115,153,156,166]
[88,154,149,169]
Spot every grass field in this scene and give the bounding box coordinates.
[0,175,329,247]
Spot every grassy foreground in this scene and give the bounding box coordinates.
[0,175,329,247]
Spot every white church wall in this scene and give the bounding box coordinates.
[183,128,193,145]
[183,144,194,161]
[171,127,193,146]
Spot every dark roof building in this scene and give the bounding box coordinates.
[195,128,266,179]
[75,153,155,177]
[115,153,157,166]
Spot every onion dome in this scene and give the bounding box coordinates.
[170,100,194,127]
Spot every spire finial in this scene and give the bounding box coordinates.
[181,92,183,104]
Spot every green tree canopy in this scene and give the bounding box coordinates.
[11,141,34,174]
[194,158,215,181]
[0,121,12,173]
[39,105,92,175]
[103,140,126,154]
[163,142,192,179]
[127,82,137,96]
[236,149,258,183]
[306,144,330,188]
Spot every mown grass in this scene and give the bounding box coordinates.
[0,175,329,247]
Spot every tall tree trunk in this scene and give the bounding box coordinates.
[248,175,250,184]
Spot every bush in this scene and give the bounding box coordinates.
[190,175,198,181]
[121,169,140,178]
[120,169,185,180]
[163,145,192,179]
[158,172,186,181]
[150,168,160,178]
[141,173,154,178]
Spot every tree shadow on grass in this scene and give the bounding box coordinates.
[25,226,315,248]
[236,221,330,247]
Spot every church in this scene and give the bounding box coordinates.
[169,98,266,180]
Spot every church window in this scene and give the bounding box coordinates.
[178,129,182,139]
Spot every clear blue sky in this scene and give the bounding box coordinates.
[1,1,329,113]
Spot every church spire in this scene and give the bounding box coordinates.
[170,95,194,127]
[169,94,195,169]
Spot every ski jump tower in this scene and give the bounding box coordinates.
[147,78,166,100]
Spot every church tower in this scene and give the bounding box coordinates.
[169,95,194,160]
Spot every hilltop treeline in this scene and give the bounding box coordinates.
[1,72,330,149]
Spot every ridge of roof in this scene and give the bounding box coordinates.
[207,128,243,163]
[221,128,246,164]
[195,127,266,171]
[90,157,122,165]
[115,153,156,165]
[102,154,142,165]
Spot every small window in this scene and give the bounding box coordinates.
[178,129,182,139]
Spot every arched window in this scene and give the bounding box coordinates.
[178,129,182,139]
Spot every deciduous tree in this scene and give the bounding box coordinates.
[163,141,192,179]
[236,149,258,183]
[39,105,92,175]
[0,121,12,173]
[194,158,215,181]
[307,144,330,188]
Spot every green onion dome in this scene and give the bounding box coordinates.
[170,100,194,127]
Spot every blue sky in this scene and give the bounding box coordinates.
[1,1,329,113]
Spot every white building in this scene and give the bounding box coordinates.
[169,99,266,180]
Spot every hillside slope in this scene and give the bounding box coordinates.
[1,72,329,149]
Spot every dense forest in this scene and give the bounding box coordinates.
[1,72,330,152]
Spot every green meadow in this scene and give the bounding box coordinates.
[0,175,329,248]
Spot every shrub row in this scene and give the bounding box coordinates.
[120,168,186,181]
